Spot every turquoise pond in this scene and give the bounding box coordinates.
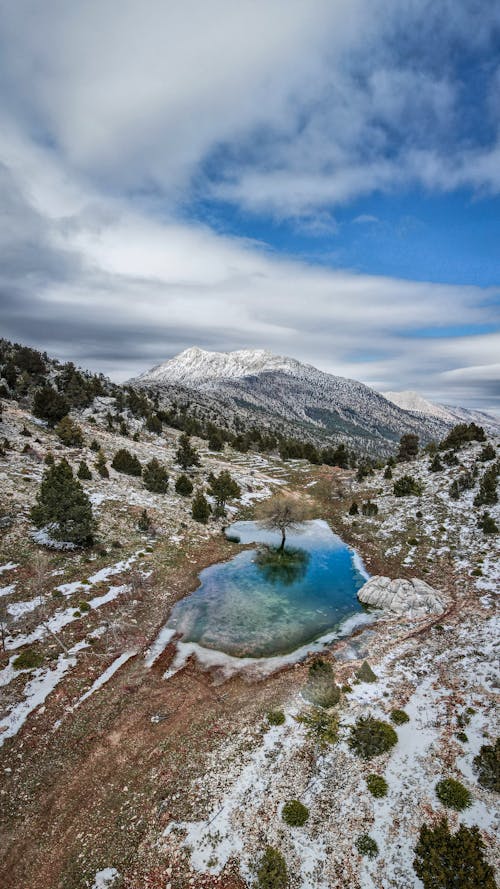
[166,520,369,659]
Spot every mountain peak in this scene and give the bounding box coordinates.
[134,347,299,386]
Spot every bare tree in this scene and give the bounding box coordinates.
[257,494,311,551]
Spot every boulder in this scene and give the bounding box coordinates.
[357,575,446,618]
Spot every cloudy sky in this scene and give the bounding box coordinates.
[1,1,499,412]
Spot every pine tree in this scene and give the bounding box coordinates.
[95,451,109,478]
[31,459,96,545]
[397,433,419,462]
[55,416,84,447]
[146,413,162,434]
[112,448,142,476]
[207,470,241,516]
[474,464,498,507]
[478,511,498,535]
[256,847,288,889]
[137,509,151,532]
[143,458,169,493]
[429,454,443,472]
[192,489,211,524]
[384,465,393,479]
[413,818,496,889]
[393,475,424,497]
[175,474,193,496]
[176,433,200,470]
[33,385,69,427]
[77,460,92,480]
[349,501,359,515]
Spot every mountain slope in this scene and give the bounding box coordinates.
[131,348,453,453]
[383,390,500,436]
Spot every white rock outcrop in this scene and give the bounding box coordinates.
[357,575,447,618]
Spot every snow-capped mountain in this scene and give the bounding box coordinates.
[131,348,458,453]
[383,390,500,436]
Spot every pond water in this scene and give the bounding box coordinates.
[165,520,369,660]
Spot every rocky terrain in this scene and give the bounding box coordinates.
[0,348,498,889]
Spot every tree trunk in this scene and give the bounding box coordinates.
[279,528,286,551]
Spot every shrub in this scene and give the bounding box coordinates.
[256,847,287,889]
[298,708,339,747]
[361,500,378,516]
[356,661,377,683]
[366,774,388,798]
[479,442,496,461]
[282,799,309,826]
[413,818,496,889]
[78,601,91,612]
[77,460,92,480]
[473,739,499,792]
[192,489,211,524]
[112,448,142,476]
[90,439,100,451]
[348,717,398,759]
[390,709,410,725]
[355,834,378,859]
[435,778,472,811]
[474,464,499,507]
[55,416,84,447]
[176,433,200,470]
[175,474,193,496]
[383,465,393,479]
[31,458,96,546]
[429,454,443,472]
[95,451,109,478]
[13,649,44,670]
[303,659,341,707]
[456,732,468,743]
[44,452,55,466]
[348,501,359,515]
[393,475,424,497]
[137,509,151,532]
[143,458,169,493]
[267,710,285,726]
[33,385,69,427]
[478,511,498,535]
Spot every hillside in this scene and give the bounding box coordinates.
[383,390,500,436]
[131,348,454,454]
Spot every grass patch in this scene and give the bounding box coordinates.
[266,709,285,726]
[13,649,44,670]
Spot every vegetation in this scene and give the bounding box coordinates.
[95,451,109,478]
[479,442,496,462]
[77,460,92,480]
[257,494,310,550]
[303,659,341,708]
[207,470,241,516]
[366,774,388,798]
[429,453,443,472]
[256,847,288,889]
[191,489,211,524]
[298,708,339,747]
[397,433,419,462]
[176,433,200,470]
[31,459,96,546]
[13,648,44,670]
[348,501,359,515]
[266,709,286,726]
[478,511,498,535]
[137,509,151,532]
[175,474,193,496]
[440,423,486,450]
[348,717,398,759]
[361,500,378,516]
[356,660,377,683]
[282,799,309,827]
[355,834,378,859]
[393,474,424,497]
[390,709,410,725]
[435,778,472,811]
[33,385,69,427]
[112,448,142,476]
[473,739,499,792]
[474,463,499,507]
[143,458,169,493]
[413,819,496,889]
[55,415,84,447]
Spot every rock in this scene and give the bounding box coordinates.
[357,575,447,618]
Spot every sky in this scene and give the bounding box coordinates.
[0,0,499,413]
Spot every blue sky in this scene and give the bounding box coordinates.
[0,1,499,412]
